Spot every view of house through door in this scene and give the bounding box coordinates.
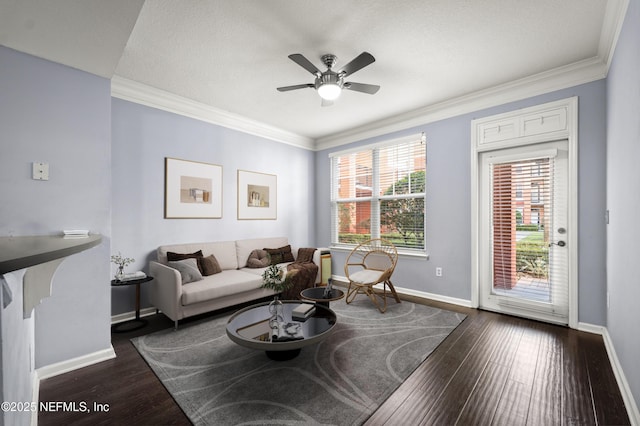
[479,140,570,325]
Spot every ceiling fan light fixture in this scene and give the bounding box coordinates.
[318,83,342,100]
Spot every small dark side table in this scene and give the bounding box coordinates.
[300,287,345,308]
[111,276,153,333]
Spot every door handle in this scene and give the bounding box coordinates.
[550,241,566,247]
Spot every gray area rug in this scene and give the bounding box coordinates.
[132,298,466,425]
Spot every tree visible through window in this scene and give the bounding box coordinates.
[330,135,426,252]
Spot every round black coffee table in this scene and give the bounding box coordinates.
[226,300,337,360]
[300,287,345,308]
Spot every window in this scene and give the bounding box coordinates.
[330,135,426,252]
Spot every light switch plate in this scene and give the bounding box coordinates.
[32,162,49,180]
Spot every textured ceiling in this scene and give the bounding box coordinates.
[0,0,625,146]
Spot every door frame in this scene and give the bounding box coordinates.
[470,97,578,329]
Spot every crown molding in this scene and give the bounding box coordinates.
[110,76,315,150]
[316,1,629,151]
[111,0,626,153]
[599,0,630,70]
[315,56,608,151]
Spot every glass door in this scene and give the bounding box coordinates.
[479,140,569,324]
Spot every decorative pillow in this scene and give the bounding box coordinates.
[296,247,316,263]
[200,254,222,276]
[168,258,203,284]
[167,250,204,273]
[264,245,295,265]
[247,249,270,268]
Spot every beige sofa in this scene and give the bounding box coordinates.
[149,237,320,328]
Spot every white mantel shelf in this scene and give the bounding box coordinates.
[0,234,102,317]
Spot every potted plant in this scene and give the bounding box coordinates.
[261,264,294,294]
[261,264,295,322]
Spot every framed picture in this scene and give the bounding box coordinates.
[237,170,277,220]
[165,157,223,219]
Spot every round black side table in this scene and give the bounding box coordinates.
[111,276,153,333]
[300,287,345,308]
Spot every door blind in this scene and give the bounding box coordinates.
[490,154,568,316]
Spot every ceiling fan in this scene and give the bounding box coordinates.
[277,52,380,106]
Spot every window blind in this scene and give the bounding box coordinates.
[330,135,426,252]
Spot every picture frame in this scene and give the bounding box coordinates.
[164,157,223,219]
[237,170,277,220]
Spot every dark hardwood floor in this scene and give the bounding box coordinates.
[39,298,630,426]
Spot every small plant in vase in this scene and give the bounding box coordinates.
[111,252,135,281]
[261,264,295,324]
[261,264,294,295]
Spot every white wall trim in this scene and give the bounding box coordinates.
[332,275,472,308]
[108,1,628,154]
[577,322,605,335]
[317,0,628,150]
[602,328,640,426]
[110,76,315,151]
[599,0,631,70]
[111,306,157,324]
[315,58,606,150]
[30,371,39,426]
[470,97,579,329]
[112,59,606,155]
[36,346,116,381]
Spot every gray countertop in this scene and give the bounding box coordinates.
[0,234,102,275]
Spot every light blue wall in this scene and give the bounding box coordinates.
[607,0,640,410]
[110,99,316,315]
[316,80,607,325]
[0,46,112,370]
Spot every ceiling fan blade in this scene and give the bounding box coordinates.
[321,98,334,107]
[343,82,380,94]
[339,52,375,77]
[277,83,315,92]
[288,54,321,75]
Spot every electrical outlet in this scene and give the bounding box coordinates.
[436,267,443,277]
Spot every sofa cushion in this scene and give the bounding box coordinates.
[167,250,203,262]
[235,237,289,268]
[158,241,238,270]
[168,258,203,284]
[200,254,222,276]
[246,249,270,268]
[264,245,295,265]
[167,250,204,273]
[181,270,263,305]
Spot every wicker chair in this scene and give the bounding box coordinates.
[344,238,400,313]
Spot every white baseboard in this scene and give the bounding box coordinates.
[111,307,157,324]
[36,345,116,381]
[332,275,473,308]
[577,321,605,335]
[602,328,640,426]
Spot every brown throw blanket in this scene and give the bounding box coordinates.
[283,262,318,300]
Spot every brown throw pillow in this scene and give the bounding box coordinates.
[200,254,222,276]
[247,249,270,268]
[167,250,204,273]
[296,247,316,263]
[264,245,294,265]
